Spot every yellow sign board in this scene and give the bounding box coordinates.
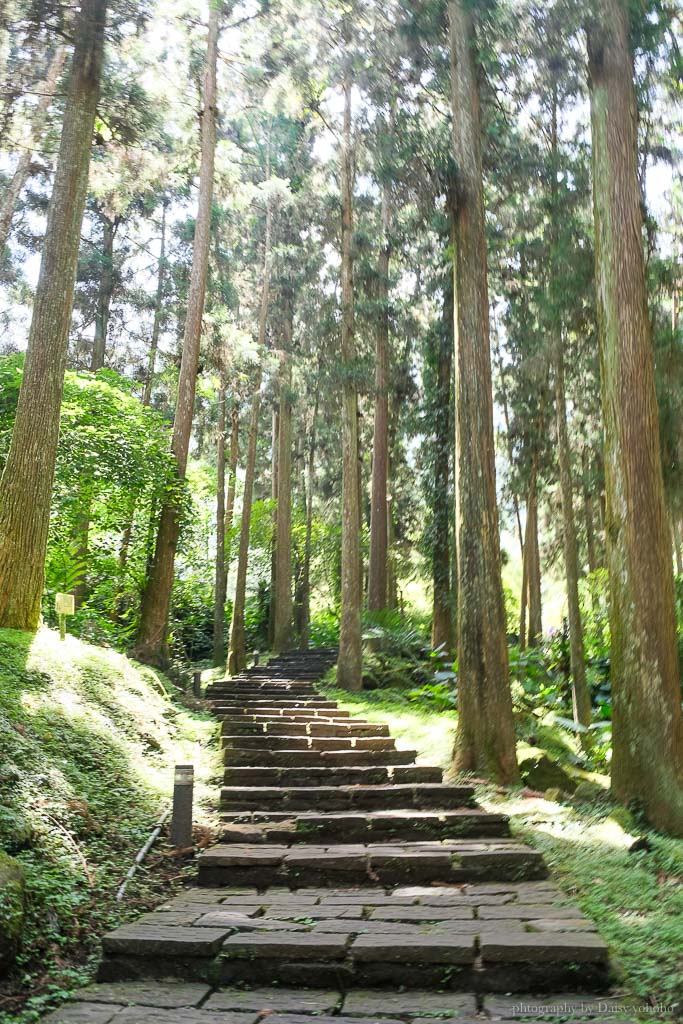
[55,593,75,616]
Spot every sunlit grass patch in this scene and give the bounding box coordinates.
[320,683,457,768]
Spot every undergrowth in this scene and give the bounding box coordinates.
[0,628,218,1023]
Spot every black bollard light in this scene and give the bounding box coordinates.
[170,764,194,849]
[192,670,202,697]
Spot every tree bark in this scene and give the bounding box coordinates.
[228,187,273,675]
[90,213,116,371]
[0,0,108,631]
[273,289,294,652]
[228,383,261,674]
[431,270,457,654]
[554,341,592,729]
[368,181,391,613]
[299,396,318,650]
[337,71,363,691]
[526,465,543,646]
[225,403,239,573]
[143,199,168,406]
[0,42,67,255]
[268,407,279,648]
[212,384,227,666]
[447,0,518,783]
[134,0,220,665]
[588,0,683,834]
[519,519,529,651]
[548,83,590,727]
[582,448,599,574]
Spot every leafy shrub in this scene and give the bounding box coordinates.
[244,584,270,652]
[308,608,340,648]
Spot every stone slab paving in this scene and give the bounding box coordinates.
[46,652,636,1023]
[43,984,642,1023]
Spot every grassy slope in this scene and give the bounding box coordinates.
[0,628,218,1024]
[321,682,683,1011]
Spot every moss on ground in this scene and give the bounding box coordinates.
[325,682,683,1010]
[0,628,218,1023]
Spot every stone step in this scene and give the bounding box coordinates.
[209,699,339,709]
[219,720,390,737]
[195,840,547,888]
[216,713,355,726]
[213,706,351,719]
[240,672,326,680]
[206,685,316,696]
[220,783,476,812]
[211,677,317,685]
[221,748,417,768]
[97,881,607,993]
[219,808,511,843]
[222,765,442,788]
[220,734,397,752]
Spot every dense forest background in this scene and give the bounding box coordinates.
[0,0,682,831]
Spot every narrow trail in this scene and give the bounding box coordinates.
[46,650,623,1023]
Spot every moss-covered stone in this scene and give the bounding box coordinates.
[519,753,577,794]
[573,780,608,803]
[0,849,26,974]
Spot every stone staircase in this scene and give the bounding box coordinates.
[46,649,618,1023]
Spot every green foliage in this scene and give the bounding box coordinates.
[0,357,177,648]
[308,608,340,648]
[360,610,434,689]
[45,540,87,596]
[169,574,217,662]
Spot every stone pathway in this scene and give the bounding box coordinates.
[45,649,632,1023]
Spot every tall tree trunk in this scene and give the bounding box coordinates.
[447,0,518,783]
[519,522,529,651]
[134,1,220,665]
[90,213,116,371]
[588,0,683,834]
[337,71,363,691]
[492,332,524,558]
[582,448,598,574]
[228,383,261,674]
[431,270,457,654]
[526,467,542,646]
[273,289,294,652]
[0,43,67,255]
[225,403,239,575]
[0,0,108,630]
[299,396,318,650]
[212,384,227,666]
[228,187,273,675]
[549,84,591,728]
[268,407,279,648]
[143,199,167,406]
[368,182,391,613]
[554,342,592,728]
